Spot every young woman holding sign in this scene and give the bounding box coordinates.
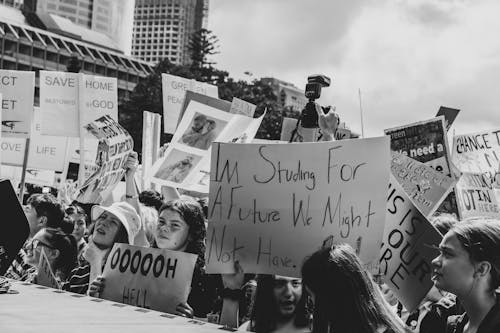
[301,244,408,333]
[431,219,500,333]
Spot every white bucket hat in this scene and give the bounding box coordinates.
[91,202,141,245]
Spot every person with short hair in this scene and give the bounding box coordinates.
[302,244,408,333]
[138,190,164,211]
[432,219,500,333]
[65,205,90,259]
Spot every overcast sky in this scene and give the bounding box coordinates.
[208,0,500,137]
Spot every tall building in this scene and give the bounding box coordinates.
[0,3,153,103]
[132,0,208,65]
[23,0,135,55]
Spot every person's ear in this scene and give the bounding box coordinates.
[38,215,48,227]
[47,248,60,260]
[474,261,492,278]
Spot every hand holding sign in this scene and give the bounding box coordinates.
[317,104,339,140]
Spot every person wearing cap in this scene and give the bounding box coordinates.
[63,201,141,294]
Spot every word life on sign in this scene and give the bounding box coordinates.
[452,129,500,187]
[37,248,61,290]
[455,172,500,219]
[390,152,456,218]
[379,175,443,312]
[162,74,218,134]
[39,71,79,137]
[101,244,197,314]
[385,117,452,177]
[206,137,390,277]
[0,70,35,137]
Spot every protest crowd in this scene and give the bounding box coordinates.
[2,70,500,333]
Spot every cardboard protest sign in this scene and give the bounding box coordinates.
[206,137,390,276]
[162,74,218,134]
[1,107,69,171]
[39,71,79,137]
[391,152,456,218]
[230,97,256,117]
[380,175,443,312]
[0,70,34,138]
[0,179,30,276]
[78,74,118,134]
[436,106,460,131]
[455,172,500,219]
[1,165,56,188]
[101,244,197,314]
[75,115,133,204]
[452,129,500,187]
[151,100,264,193]
[66,137,99,182]
[385,117,452,177]
[280,117,299,142]
[37,248,62,289]
[141,111,162,190]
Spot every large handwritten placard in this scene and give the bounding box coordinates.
[0,70,34,137]
[380,175,443,312]
[162,74,218,134]
[101,244,197,314]
[391,152,456,218]
[40,71,79,137]
[452,130,500,187]
[206,137,390,276]
[455,172,500,219]
[385,117,452,177]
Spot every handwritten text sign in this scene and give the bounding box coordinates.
[37,248,61,289]
[229,98,256,118]
[0,70,34,137]
[78,74,118,135]
[40,71,79,137]
[385,117,452,177]
[101,244,197,314]
[206,137,390,276]
[391,152,456,218]
[455,172,500,219]
[380,175,443,312]
[452,130,500,187]
[161,74,218,133]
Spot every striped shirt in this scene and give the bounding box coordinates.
[4,244,32,281]
[62,261,90,295]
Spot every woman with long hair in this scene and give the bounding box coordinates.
[302,244,408,333]
[431,219,500,333]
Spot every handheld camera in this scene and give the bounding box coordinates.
[301,74,331,128]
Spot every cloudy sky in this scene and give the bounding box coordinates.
[208,0,500,137]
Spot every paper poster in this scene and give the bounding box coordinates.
[452,129,500,187]
[280,117,298,142]
[162,74,218,134]
[75,115,133,204]
[39,71,79,137]
[37,248,61,289]
[101,244,197,314]
[230,98,256,117]
[380,175,443,312]
[78,74,118,135]
[205,137,390,276]
[385,117,452,177]
[436,106,460,131]
[0,70,34,138]
[455,172,500,219]
[1,107,70,171]
[391,152,456,218]
[141,111,162,190]
[150,100,264,193]
[0,179,30,276]
[1,165,56,187]
[178,90,231,126]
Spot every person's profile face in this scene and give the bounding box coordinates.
[92,212,121,248]
[272,276,303,318]
[431,232,476,296]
